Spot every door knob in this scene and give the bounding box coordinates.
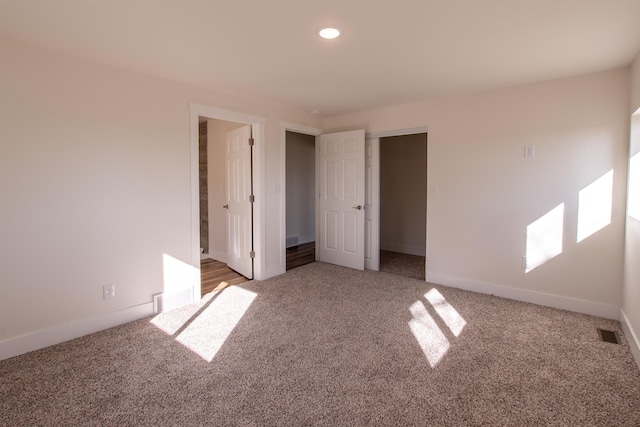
[352,205,363,210]
[223,204,229,209]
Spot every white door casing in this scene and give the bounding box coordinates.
[365,138,380,271]
[317,130,366,270]
[226,125,254,279]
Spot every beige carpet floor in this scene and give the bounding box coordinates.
[380,250,425,280]
[2,262,639,426]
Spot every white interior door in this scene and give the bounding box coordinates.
[365,138,380,271]
[317,130,365,270]
[226,125,253,279]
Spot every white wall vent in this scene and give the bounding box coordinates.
[153,288,194,313]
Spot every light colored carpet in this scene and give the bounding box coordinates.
[380,250,425,280]
[2,262,639,426]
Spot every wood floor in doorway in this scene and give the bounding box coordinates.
[200,258,249,296]
[201,242,316,296]
[286,242,316,271]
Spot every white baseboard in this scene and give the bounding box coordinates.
[380,243,426,257]
[264,266,285,281]
[209,250,227,263]
[0,302,154,361]
[153,287,194,313]
[298,234,315,246]
[285,234,315,248]
[620,309,640,370]
[425,271,619,320]
[200,252,210,260]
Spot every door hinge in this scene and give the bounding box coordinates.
[249,194,255,203]
[248,137,255,146]
[249,251,255,259]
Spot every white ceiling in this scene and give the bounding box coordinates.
[1,0,640,116]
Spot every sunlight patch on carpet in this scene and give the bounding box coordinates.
[151,286,257,362]
[409,288,467,367]
[425,288,466,337]
[409,300,450,368]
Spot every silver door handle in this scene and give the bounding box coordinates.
[352,205,363,210]
[223,204,229,209]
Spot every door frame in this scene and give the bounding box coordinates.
[364,137,380,271]
[278,124,429,276]
[190,103,266,301]
[279,122,322,276]
[368,126,429,278]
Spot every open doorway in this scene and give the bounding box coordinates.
[379,133,427,280]
[189,103,266,305]
[285,131,316,270]
[198,117,251,295]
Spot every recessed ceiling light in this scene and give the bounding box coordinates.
[318,27,341,40]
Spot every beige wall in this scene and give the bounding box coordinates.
[2,35,637,357]
[0,38,320,344]
[380,134,427,256]
[622,52,640,355]
[286,131,315,246]
[324,69,630,316]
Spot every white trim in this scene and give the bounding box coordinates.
[153,286,194,314]
[254,121,266,280]
[0,302,154,361]
[315,135,321,262]
[279,122,323,277]
[192,103,267,128]
[189,103,267,281]
[366,126,428,140]
[380,242,426,257]
[365,137,380,271]
[280,121,322,137]
[425,271,620,320]
[189,110,201,302]
[298,233,315,246]
[425,134,430,280]
[208,249,228,263]
[620,309,640,370]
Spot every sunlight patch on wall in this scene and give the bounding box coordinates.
[157,254,200,312]
[409,300,450,368]
[424,289,466,337]
[150,285,257,362]
[629,153,640,221]
[577,170,613,242]
[163,253,198,293]
[525,203,564,273]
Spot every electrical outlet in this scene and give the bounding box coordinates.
[522,256,528,269]
[524,145,535,158]
[103,283,115,299]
